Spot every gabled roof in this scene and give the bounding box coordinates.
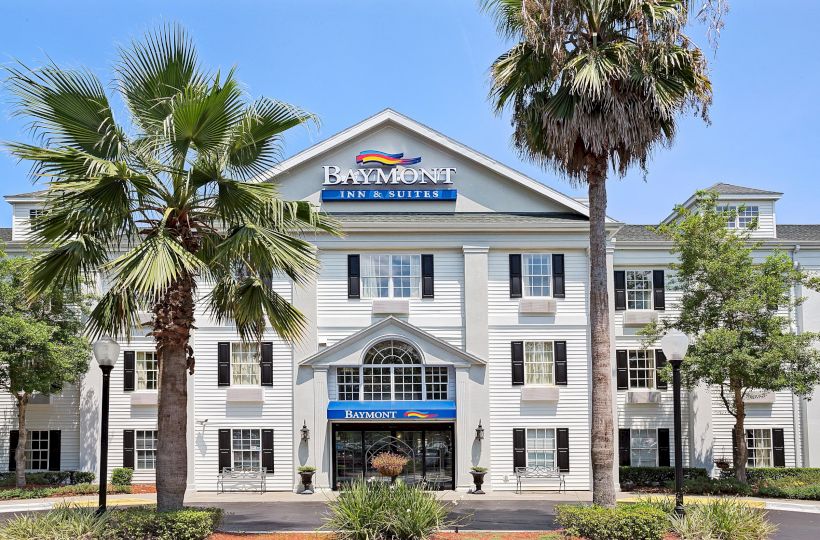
[300,316,486,367]
[707,183,783,196]
[4,189,48,202]
[261,109,609,221]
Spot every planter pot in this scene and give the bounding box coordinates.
[470,471,486,494]
[299,471,315,494]
[715,461,730,470]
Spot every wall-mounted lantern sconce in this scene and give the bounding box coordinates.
[300,421,310,442]
[475,420,484,441]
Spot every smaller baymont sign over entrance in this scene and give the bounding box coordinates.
[321,150,458,201]
[327,400,457,420]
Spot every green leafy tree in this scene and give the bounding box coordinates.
[3,26,338,509]
[645,191,820,483]
[0,254,90,488]
[484,0,712,505]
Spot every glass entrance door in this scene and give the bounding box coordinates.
[424,429,454,490]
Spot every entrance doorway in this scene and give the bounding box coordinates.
[332,423,454,490]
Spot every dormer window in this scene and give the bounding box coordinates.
[717,204,759,229]
[29,208,45,220]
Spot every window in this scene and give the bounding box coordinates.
[717,205,759,229]
[336,340,449,401]
[28,208,45,220]
[361,254,421,298]
[630,429,658,467]
[231,342,260,386]
[25,431,49,471]
[747,429,773,468]
[135,430,158,470]
[628,349,655,389]
[524,341,554,385]
[626,270,653,310]
[526,428,556,468]
[232,429,261,470]
[523,254,552,297]
[136,352,158,391]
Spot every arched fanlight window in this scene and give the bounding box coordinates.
[363,339,422,365]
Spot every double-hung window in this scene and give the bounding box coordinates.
[231,342,260,386]
[25,430,50,471]
[135,430,158,470]
[628,350,655,389]
[136,352,158,391]
[630,429,658,466]
[526,428,556,468]
[717,204,759,229]
[626,270,653,310]
[524,341,554,385]
[746,429,773,467]
[523,254,552,297]
[361,255,421,298]
[232,429,262,470]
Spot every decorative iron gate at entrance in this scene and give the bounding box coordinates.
[332,423,455,490]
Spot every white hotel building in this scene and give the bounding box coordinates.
[2,110,820,492]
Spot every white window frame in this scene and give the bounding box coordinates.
[746,428,773,468]
[136,351,158,391]
[360,254,421,299]
[524,341,555,386]
[231,428,262,470]
[630,428,659,467]
[628,349,656,390]
[525,428,556,468]
[230,342,261,386]
[135,430,158,470]
[25,430,50,472]
[28,208,45,220]
[717,204,759,229]
[625,270,653,310]
[522,254,553,298]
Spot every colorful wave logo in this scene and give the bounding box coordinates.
[356,150,421,167]
[404,411,438,419]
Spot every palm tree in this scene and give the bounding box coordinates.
[4,25,338,510]
[485,0,711,506]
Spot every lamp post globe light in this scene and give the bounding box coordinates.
[661,330,690,516]
[93,336,120,514]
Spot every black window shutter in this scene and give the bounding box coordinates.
[218,342,231,387]
[8,430,18,471]
[218,429,231,472]
[123,430,135,469]
[511,341,525,386]
[616,350,629,390]
[614,270,626,310]
[655,350,668,390]
[347,255,360,299]
[47,430,61,471]
[513,428,526,470]
[261,429,274,473]
[552,254,565,298]
[658,428,671,467]
[554,341,568,385]
[509,254,522,298]
[421,254,434,298]
[772,428,786,467]
[260,342,273,386]
[556,428,570,472]
[732,430,739,466]
[653,270,666,311]
[618,429,631,466]
[123,351,135,392]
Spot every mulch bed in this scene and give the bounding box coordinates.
[129,484,157,494]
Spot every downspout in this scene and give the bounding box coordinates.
[791,245,807,467]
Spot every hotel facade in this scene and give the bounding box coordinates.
[2,110,820,492]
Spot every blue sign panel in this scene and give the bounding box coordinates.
[327,400,457,421]
[321,189,457,202]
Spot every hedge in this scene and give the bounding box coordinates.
[676,477,753,496]
[555,503,668,540]
[619,466,708,487]
[719,467,820,483]
[0,483,130,500]
[0,470,95,486]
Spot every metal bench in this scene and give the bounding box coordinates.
[217,467,267,493]
[515,466,566,493]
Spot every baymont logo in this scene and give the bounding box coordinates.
[404,411,438,419]
[355,150,421,167]
[322,150,456,186]
[344,410,398,419]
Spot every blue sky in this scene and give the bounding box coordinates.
[1,0,818,226]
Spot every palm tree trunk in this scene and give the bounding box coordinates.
[588,160,616,507]
[15,394,28,488]
[733,384,748,483]
[155,276,195,511]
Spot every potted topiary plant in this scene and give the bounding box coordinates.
[470,466,487,494]
[370,452,408,484]
[298,466,316,494]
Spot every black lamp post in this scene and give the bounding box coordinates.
[93,336,120,515]
[661,331,690,517]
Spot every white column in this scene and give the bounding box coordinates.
[455,366,473,490]
[689,382,714,473]
[292,278,319,490]
[312,367,330,490]
[462,246,489,359]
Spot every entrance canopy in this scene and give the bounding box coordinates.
[328,400,457,421]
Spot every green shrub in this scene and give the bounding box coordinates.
[0,470,96,487]
[670,498,776,540]
[619,466,708,488]
[111,468,133,486]
[297,465,316,473]
[0,504,113,540]
[470,466,488,473]
[676,477,752,496]
[324,479,451,540]
[555,503,668,540]
[0,483,130,501]
[757,480,820,500]
[72,471,96,484]
[719,467,820,483]
[109,507,223,540]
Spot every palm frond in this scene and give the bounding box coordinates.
[27,235,109,297]
[85,287,145,341]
